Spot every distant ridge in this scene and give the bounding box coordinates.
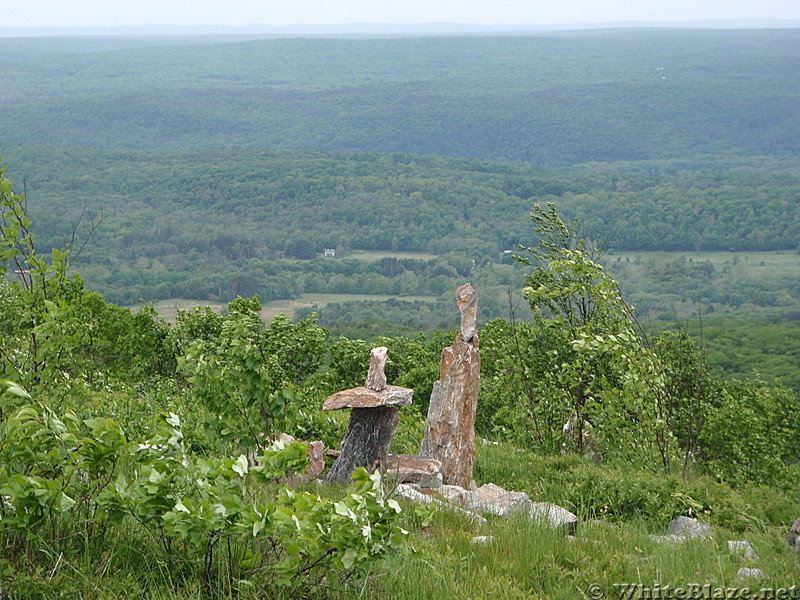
[1,19,799,37]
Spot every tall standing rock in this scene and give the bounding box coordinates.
[420,283,480,488]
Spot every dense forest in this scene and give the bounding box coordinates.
[1,30,799,166]
[0,146,797,310]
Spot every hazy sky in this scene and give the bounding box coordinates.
[2,0,798,28]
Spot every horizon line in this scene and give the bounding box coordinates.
[2,18,799,37]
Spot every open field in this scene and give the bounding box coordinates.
[598,250,800,321]
[603,250,800,276]
[345,250,441,261]
[262,293,438,322]
[140,294,439,323]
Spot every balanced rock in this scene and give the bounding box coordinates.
[420,283,480,488]
[323,385,413,411]
[326,347,413,484]
[456,282,478,342]
[364,346,388,391]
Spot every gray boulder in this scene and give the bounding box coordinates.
[529,502,579,535]
[727,540,756,560]
[788,518,800,550]
[667,516,712,540]
[736,568,766,582]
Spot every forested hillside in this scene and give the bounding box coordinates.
[1,146,798,307]
[1,30,799,167]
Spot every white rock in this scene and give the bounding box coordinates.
[529,502,578,534]
[736,568,766,582]
[480,491,532,518]
[394,484,487,524]
[471,535,494,545]
[437,484,470,503]
[474,483,508,502]
[396,483,436,505]
[667,516,712,539]
[728,541,756,560]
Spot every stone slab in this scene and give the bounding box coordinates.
[323,385,413,411]
[385,454,443,487]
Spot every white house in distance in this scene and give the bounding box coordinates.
[324,248,336,257]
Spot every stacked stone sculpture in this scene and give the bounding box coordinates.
[325,347,414,483]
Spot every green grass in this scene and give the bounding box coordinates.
[346,251,441,262]
[365,444,800,599]
[371,504,799,600]
[5,437,797,599]
[604,250,800,278]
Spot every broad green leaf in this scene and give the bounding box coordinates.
[232,454,249,477]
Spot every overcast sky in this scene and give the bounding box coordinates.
[2,0,798,28]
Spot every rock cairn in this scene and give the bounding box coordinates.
[420,283,480,488]
[325,346,414,484]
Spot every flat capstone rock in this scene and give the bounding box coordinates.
[323,385,414,411]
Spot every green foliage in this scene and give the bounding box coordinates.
[700,379,800,490]
[659,318,800,400]
[285,237,318,260]
[487,205,800,487]
[504,204,677,467]
[0,389,406,597]
[653,330,718,471]
[167,303,224,358]
[179,298,330,448]
[0,163,174,399]
[181,299,285,448]
[261,313,328,386]
[0,168,409,597]
[327,337,373,390]
[100,412,406,595]
[0,380,126,549]
[474,443,796,531]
